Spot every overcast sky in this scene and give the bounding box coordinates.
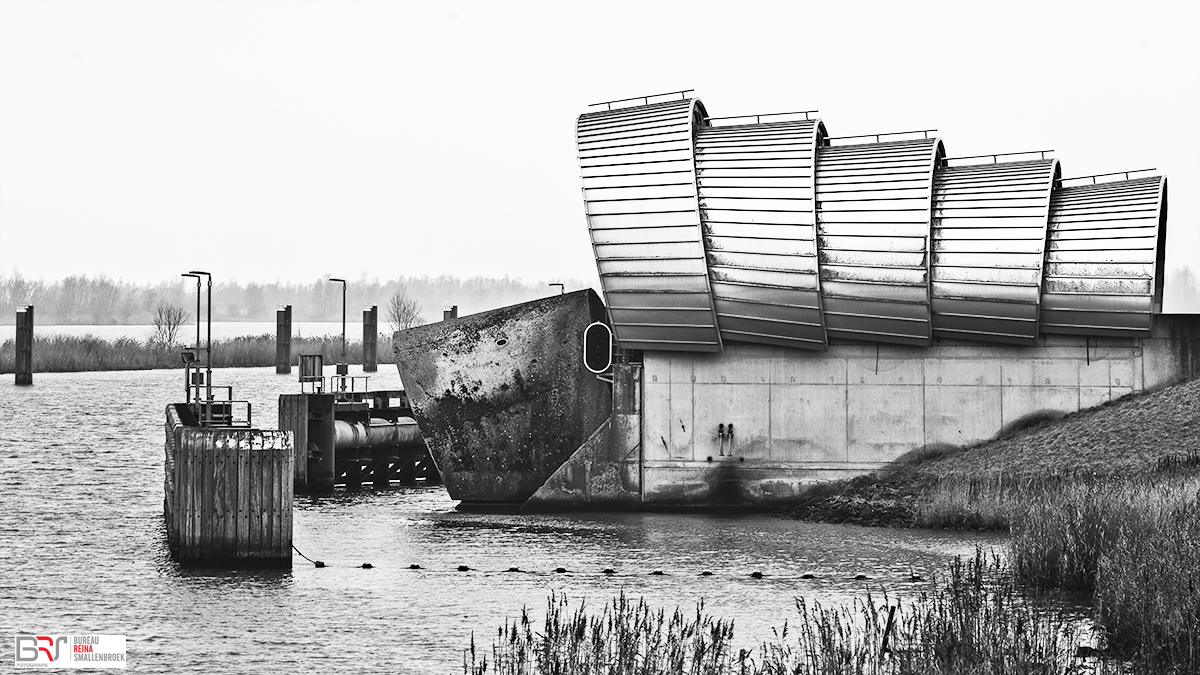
[1,0,1197,293]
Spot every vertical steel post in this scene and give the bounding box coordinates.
[363,305,378,372]
[205,275,212,407]
[188,270,212,424]
[276,305,292,374]
[15,305,33,385]
[328,278,347,366]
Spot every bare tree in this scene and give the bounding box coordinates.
[387,288,424,333]
[245,282,266,317]
[149,302,190,348]
[1164,266,1200,313]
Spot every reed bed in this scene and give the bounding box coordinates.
[1012,477,1200,671]
[463,553,1094,675]
[0,333,395,373]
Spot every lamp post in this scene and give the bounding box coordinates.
[181,273,201,405]
[189,270,213,410]
[328,278,347,365]
[180,273,201,353]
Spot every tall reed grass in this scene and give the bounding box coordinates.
[1011,477,1199,672]
[463,553,1092,675]
[0,333,395,373]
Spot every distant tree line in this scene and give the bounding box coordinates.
[0,272,590,325]
[3,268,1197,326]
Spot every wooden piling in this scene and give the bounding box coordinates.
[15,305,33,385]
[363,305,378,372]
[163,404,293,567]
[276,305,292,374]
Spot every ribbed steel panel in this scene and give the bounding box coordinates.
[577,99,722,352]
[695,119,828,349]
[930,159,1060,344]
[814,139,943,346]
[1040,176,1167,336]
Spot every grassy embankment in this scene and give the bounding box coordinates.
[0,333,396,374]
[466,378,1200,673]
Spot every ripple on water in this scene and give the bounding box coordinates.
[0,367,1006,672]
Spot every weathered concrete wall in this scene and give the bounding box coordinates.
[393,289,611,507]
[522,362,642,511]
[641,314,1200,507]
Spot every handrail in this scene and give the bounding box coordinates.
[704,110,819,124]
[826,129,937,143]
[1057,168,1157,185]
[588,90,694,110]
[942,149,1054,164]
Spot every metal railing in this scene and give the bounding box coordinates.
[704,110,819,125]
[826,129,937,144]
[1057,168,1157,185]
[331,374,371,397]
[942,149,1054,166]
[588,90,694,110]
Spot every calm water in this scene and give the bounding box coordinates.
[0,366,1004,673]
[4,321,369,342]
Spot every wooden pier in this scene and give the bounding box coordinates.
[164,401,294,567]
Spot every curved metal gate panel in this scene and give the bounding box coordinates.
[577,99,722,352]
[1040,176,1167,336]
[695,119,828,349]
[931,159,1059,344]
[815,139,942,346]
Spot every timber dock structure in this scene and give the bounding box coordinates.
[163,359,293,567]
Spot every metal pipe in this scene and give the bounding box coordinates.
[333,418,422,449]
[704,110,819,123]
[826,129,937,142]
[943,149,1054,163]
[589,89,693,108]
[1056,168,1156,184]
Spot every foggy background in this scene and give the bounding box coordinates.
[1,0,1197,316]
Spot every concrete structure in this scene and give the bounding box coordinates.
[637,316,1199,506]
[279,387,430,494]
[394,290,611,507]
[392,93,1194,511]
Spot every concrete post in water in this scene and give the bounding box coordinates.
[15,305,33,385]
[276,305,292,374]
[442,305,458,321]
[362,305,378,372]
